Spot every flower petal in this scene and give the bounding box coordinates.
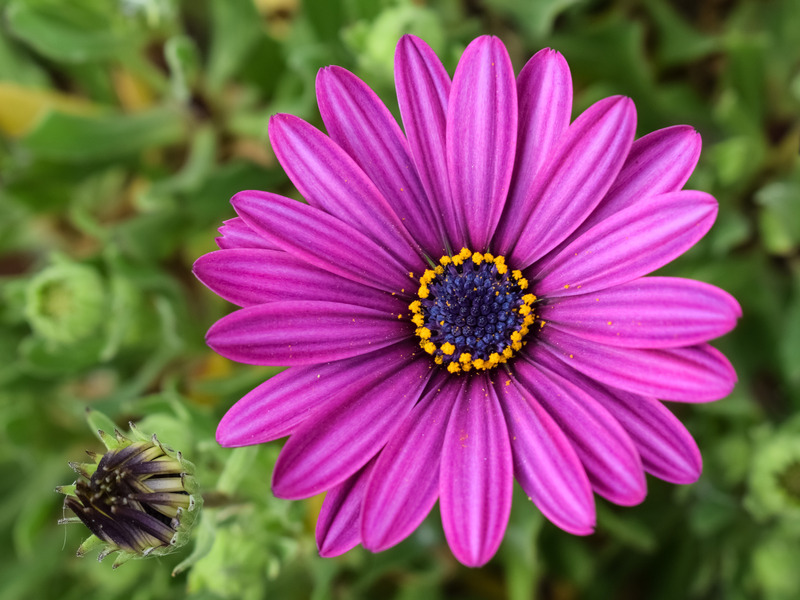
[232,190,415,294]
[538,276,741,348]
[268,113,424,271]
[581,125,701,230]
[361,372,456,552]
[216,217,277,250]
[493,370,595,535]
[271,354,431,499]
[498,48,572,250]
[206,300,410,366]
[534,190,718,298]
[535,327,737,402]
[316,66,445,256]
[500,96,636,265]
[193,248,406,311]
[440,374,513,567]
[536,355,702,484]
[447,36,517,250]
[317,457,376,557]
[514,357,647,506]
[394,34,456,248]
[216,343,416,447]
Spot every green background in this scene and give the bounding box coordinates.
[1,0,799,598]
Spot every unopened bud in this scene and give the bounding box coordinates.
[58,411,202,568]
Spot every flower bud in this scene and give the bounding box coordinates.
[57,411,202,568]
[25,260,106,344]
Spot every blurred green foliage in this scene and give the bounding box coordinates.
[0,0,798,598]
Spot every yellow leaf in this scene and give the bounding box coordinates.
[0,83,93,136]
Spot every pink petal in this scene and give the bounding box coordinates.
[538,276,741,348]
[447,35,517,250]
[535,327,737,402]
[206,300,411,366]
[497,48,572,252]
[394,34,456,249]
[362,372,456,552]
[316,457,377,557]
[538,355,702,484]
[316,66,445,256]
[553,125,703,254]
[194,248,407,311]
[232,190,416,294]
[440,374,513,567]
[216,217,277,250]
[501,96,637,265]
[216,342,417,447]
[271,355,432,499]
[534,190,718,298]
[492,370,595,535]
[268,113,423,271]
[514,357,647,506]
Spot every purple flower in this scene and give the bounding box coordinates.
[194,35,740,567]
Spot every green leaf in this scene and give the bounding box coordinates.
[206,0,263,92]
[5,0,145,63]
[22,107,188,162]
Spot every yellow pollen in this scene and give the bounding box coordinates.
[440,256,452,266]
[417,327,431,339]
[441,342,455,355]
[518,278,529,290]
[473,358,485,369]
[522,293,536,304]
[510,331,522,342]
[502,346,513,358]
[458,248,472,259]
[496,263,508,275]
[409,300,421,313]
[511,270,523,280]
[471,253,483,265]
[434,265,444,275]
[411,313,425,326]
[483,253,494,263]
[447,362,461,374]
[423,341,436,354]
[459,353,472,364]
[451,255,464,266]
[519,304,531,316]
[418,285,429,298]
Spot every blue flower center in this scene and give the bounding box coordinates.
[410,248,536,373]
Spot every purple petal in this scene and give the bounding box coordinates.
[550,126,703,257]
[533,190,718,298]
[216,343,417,447]
[537,355,702,484]
[534,327,737,402]
[268,113,424,272]
[514,358,647,506]
[579,125,702,232]
[493,370,595,535]
[497,49,572,251]
[394,34,457,249]
[232,190,417,294]
[206,300,411,366]
[362,372,456,552]
[272,354,432,499]
[538,276,741,348]
[440,374,513,567]
[193,249,406,311]
[316,66,445,257]
[317,457,376,557]
[447,36,517,250]
[500,96,637,265]
[216,217,277,250]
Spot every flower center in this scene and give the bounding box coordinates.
[410,248,536,373]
